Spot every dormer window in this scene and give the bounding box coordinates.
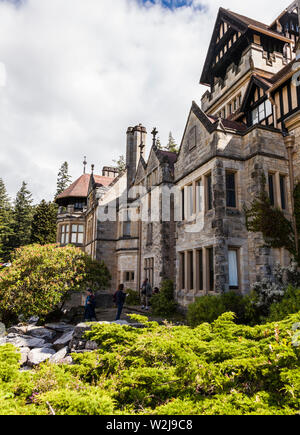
[251,100,272,125]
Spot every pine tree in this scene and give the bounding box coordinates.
[113,155,126,172]
[156,137,163,150]
[11,182,34,249]
[0,179,13,261]
[56,162,72,197]
[166,132,179,153]
[30,200,58,245]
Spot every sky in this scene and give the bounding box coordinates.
[0,0,291,202]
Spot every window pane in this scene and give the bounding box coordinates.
[265,100,272,117]
[188,185,193,217]
[78,225,84,233]
[65,225,69,233]
[71,234,77,244]
[258,103,265,121]
[268,174,275,206]
[72,225,77,232]
[206,174,213,210]
[252,108,259,125]
[77,233,84,244]
[280,176,286,210]
[229,250,239,288]
[198,249,203,291]
[208,248,214,291]
[196,180,203,213]
[226,172,236,208]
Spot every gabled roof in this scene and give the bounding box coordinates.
[200,7,293,86]
[56,173,113,200]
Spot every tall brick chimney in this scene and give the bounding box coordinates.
[126,124,147,190]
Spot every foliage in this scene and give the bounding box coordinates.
[112,155,126,173]
[187,292,249,327]
[251,262,300,319]
[0,244,110,320]
[0,179,13,262]
[125,289,140,306]
[83,256,111,291]
[0,312,299,415]
[244,174,296,258]
[11,182,34,251]
[166,132,179,154]
[150,280,178,316]
[56,162,72,198]
[30,201,58,245]
[268,287,300,322]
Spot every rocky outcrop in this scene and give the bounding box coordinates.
[0,319,142,368]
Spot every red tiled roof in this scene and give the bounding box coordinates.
[56,174,113,200]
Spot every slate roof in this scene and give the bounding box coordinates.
[56,174,114,200]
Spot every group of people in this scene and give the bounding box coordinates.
[84,279,159,322]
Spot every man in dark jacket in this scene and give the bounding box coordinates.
[84,289,97,322]
[115,284,126,321]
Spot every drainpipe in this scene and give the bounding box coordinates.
[283,134,299,257]
[137,209,142,297]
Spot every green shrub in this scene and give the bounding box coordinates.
[0,244,110,321]
[150,280,177,317]
[125,289,140,306]
[187,292,250,327]
[0,312,299,415]
[268,287,300,322]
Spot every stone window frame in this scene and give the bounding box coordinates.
[268,171,289,212]
[144,257,154,287]
[70,224,84,245]
[179,247,215,294]
[124,271,135,283]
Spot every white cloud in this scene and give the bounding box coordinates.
[0,0,289,202]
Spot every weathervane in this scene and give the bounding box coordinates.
[91,164,94,174]
[151,127,158,147]
[83,156,87,174]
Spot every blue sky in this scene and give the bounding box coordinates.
[139,0,201,10]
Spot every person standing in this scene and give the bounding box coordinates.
[84,289,97,322]
[115,284,126,321]
[141,278,153,311]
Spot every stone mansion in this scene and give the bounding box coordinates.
[56,2,300,307]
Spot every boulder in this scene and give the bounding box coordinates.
[7,335,47,349]
[28,348,56,366]
[49,347,68,364]
[85,341,98,350]
[0,322,6,337]
[19,347,30,366]
[28,316,39,325]
[60,356,73,365]
[113,320,129,326]
[27,327,56,340]
[7,326,27,335]
[45,323,75,333]
[53,330,74,350]
[0,337,7,346]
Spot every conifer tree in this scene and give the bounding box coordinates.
[30,200,58,245]
[0,179,13,261]
[113,155,126,172]
[166,132,179,153]
[156,137,163,150]
[11,182,33,249]
[56,162,72,197]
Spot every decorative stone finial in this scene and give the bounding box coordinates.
[83,156,87,174]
